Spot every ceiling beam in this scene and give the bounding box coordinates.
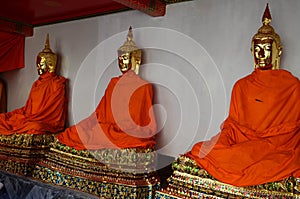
[113,0,166,17]
[0,18,33,37]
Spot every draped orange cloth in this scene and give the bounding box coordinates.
[0,72,67,135]
[56,70,156,150]
[187,69,300,186]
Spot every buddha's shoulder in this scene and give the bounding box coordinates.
[110,76,121,83]
[280,69,300,80]
[233,73,252,85]
[53,74,67,83]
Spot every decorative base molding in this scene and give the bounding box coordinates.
[154,155,300,199]
[33,145,160,198]
[0,135,161,198]
[0,133,54,176]
[34,163,159,198]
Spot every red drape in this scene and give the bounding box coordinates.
[0,31,25,72]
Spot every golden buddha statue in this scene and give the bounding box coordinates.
[156,4,300,198]
[56,26,156,150]
[0,34,67,176]
[34,27,159,198]
[0,34,67,136]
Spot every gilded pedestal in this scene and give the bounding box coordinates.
[155,155,300,199]
[33,139,160,198]
[0,134,54,176]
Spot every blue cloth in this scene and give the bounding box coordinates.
[0,171,98,199]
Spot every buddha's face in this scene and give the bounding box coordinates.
[118,52,132,73]
[36,54,57,75]
[253,38,273,70]
[118,50,141,74]
[252,37,282,70]
[47,59,56,73]
[37,56,48,75]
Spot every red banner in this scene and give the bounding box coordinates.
[0,31,24,72]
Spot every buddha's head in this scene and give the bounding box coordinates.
[118,26,142,74]
[36,34,57,75]
[251,4,282,70]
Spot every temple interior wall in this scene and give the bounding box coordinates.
[1,0,299,158]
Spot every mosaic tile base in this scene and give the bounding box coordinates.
[154,155,300,199]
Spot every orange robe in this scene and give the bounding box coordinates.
[0,72,67,135]
[56,70,156,150]
[187,69,300,186]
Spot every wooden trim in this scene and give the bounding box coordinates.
[113,0,166,17]
[0,18,33,37]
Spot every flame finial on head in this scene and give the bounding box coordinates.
[37,34,57,74]
[118,26,139,54]
[262,3,272,25]
[42,34,53,53]
[251,4,282,70]
[252,4,280,45]
[127,26,133,41]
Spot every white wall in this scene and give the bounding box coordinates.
[1,0,300,158]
